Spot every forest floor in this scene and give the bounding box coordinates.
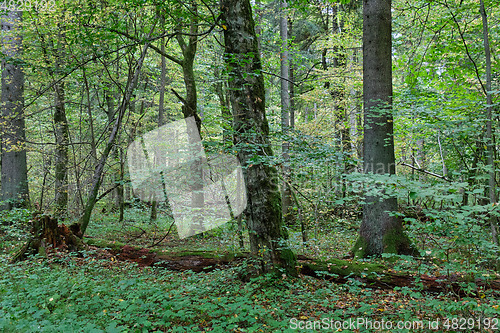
[1,207,500,332]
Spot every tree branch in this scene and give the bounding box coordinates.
[399,162,450,181]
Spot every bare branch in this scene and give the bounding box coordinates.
[400,162,450,181]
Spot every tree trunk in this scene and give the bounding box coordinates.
[280,0,293,225]
[174,5,205,235]
[288,18,295,130]
[353,0,415,258]
[1,11,30,210]
[53,80,69,216]
[214,64,232,146]
[118,148,125,222]
[75,42,150,236]
[221,0,296,275]
[480,0,498,246]
[53,27,69,217]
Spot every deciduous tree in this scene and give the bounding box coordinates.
[221,0,296,275]
[353,0,415,257]
[1,10,29,210]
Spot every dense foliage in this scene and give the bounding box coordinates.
[1,0,499,331]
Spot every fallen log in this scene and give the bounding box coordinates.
[299,258,500,296]
[79,238,500,295]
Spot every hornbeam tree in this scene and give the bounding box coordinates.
[221,0,296,275]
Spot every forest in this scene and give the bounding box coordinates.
[0,0,499,331]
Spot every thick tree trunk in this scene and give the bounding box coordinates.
[353,0,415,258]
[1,11,30,210]
[221,0,296,275]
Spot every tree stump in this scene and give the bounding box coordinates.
[10,214,86,263]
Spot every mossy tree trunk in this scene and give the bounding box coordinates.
[221,0,296,275]
[353,0,416,258]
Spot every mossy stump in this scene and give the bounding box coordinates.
[10,214,86,263]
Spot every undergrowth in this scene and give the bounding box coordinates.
[1,253,499,332]
[1,207,500,332]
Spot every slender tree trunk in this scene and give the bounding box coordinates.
[288,17,295,130]
[322,5,353,197]
[221,0,296,275]
[353,0,415,258]
[76,42,150,236]
[280,0,293,225]
[53,30,69,217]
[105,91,119,209]
[150,17,169,223]
[53,80,69,216]
[174,5,204,235]
[480,0,498,246]
[1,11,29,210]
[214,64,232,146]
[158,20,167,129]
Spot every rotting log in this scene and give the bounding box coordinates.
[299,258,500,296]
[84,239,500,295]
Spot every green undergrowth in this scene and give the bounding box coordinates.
[2,207,500,332]
[0,254,499,332]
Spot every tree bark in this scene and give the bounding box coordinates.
[53,29,69,217]
[1,10,30,210]
[353,0,415,258]
[221,0,296,275]
[280,0,293,225]
[174,3,204,235]
[53,80,69,216]
[480,0,498,246]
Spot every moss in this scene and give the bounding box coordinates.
[382,228,400,254]
[351,236,368,259]
[304,257,387,280]
[157,250,241,261]
[86,237,250,262]
[279,247,298,277]
[352,228,418,260]
[84,238,126,252]
[382,228,419,257]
